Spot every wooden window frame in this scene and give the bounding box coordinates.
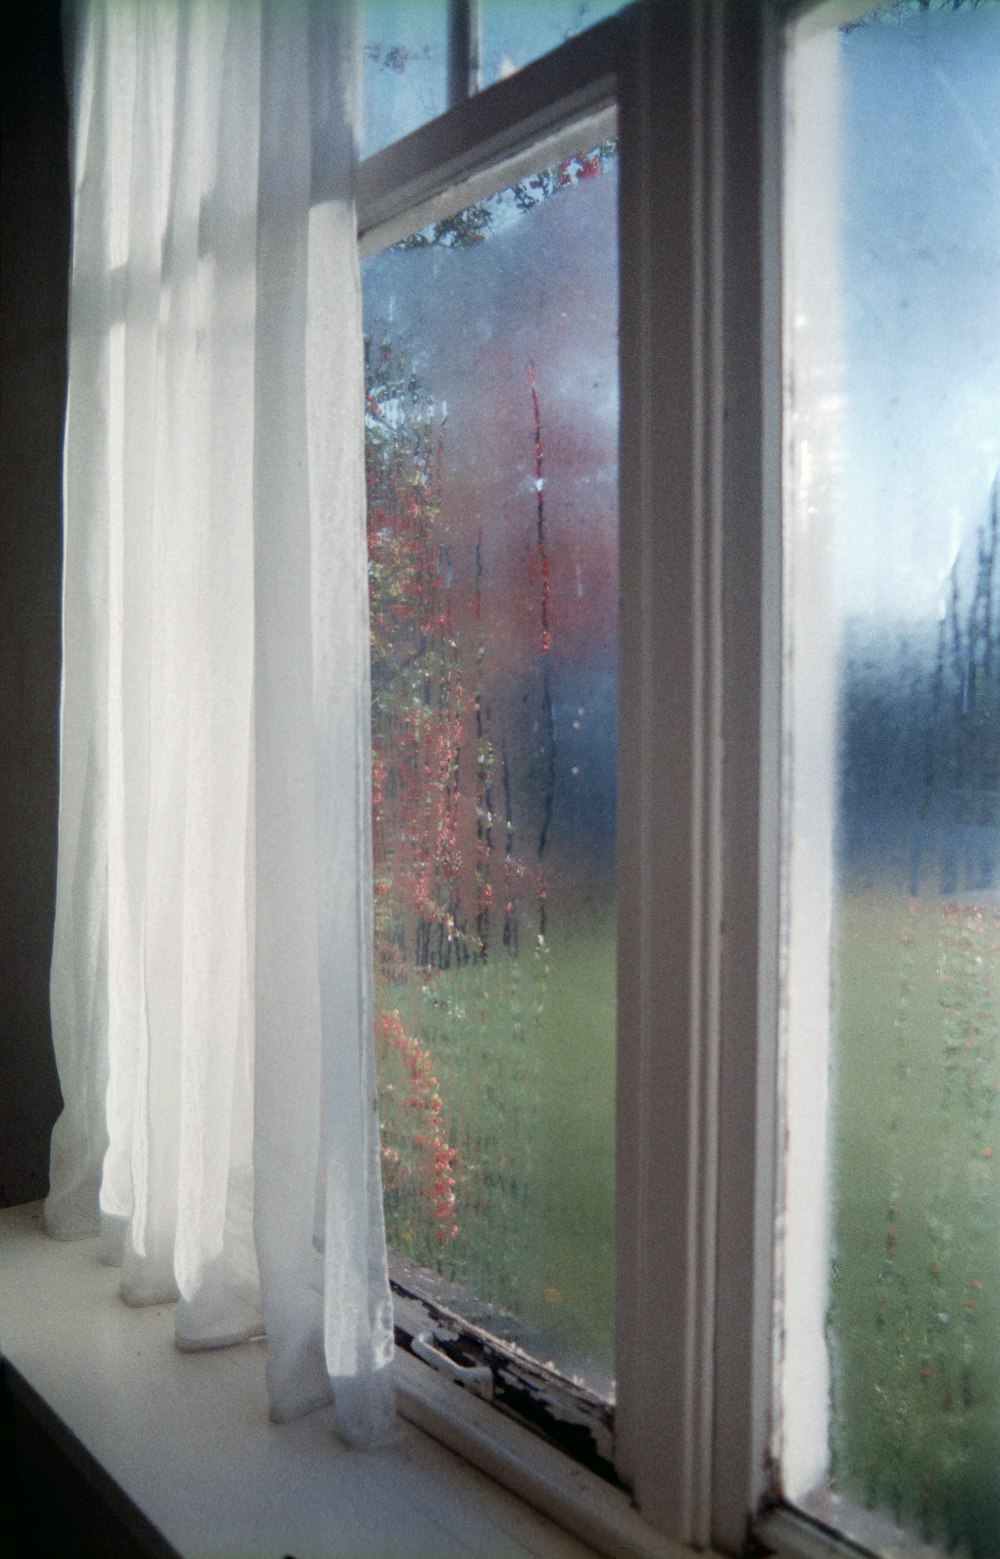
[356,4,788,1555]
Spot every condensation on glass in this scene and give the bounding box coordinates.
[362,0,447,156]
[363,145,618,1392]
[361,1,628,156]
[479,1,626,90]
[782,4,999,1555]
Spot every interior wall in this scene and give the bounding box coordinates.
[0,0,69,1206]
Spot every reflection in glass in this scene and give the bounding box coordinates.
[363,148,618,1391]
[785,5,999,1553]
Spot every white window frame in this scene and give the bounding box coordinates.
[356,4,789,1556]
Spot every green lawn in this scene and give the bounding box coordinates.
[375,902,616,1389]
[829,889,999,1555]
[376,886,998,1551]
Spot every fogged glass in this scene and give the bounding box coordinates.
[785,5,999,1554]
[363,0,447,156]
[364,146,618,1391]
[480,0,626,88]
[361,2,626,155]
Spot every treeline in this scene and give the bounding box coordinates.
[838,477,998,893]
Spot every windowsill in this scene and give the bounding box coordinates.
[0,1202,689,1559]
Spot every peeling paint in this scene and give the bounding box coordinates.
[391,1271,619,1487]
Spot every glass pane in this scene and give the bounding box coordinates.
[363,0,447,157]
[480,0,626,89]
[784,4,999,1554]
[364,144,618,1392]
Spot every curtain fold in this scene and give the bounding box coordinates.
[45,0,394,1447]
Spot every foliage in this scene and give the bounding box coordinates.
[365,335,461,1244]
[829,478,999,1554]
[365,330,545,1274]
[398,140,617,250]
[362,303,619,1375]
[923,476,999,818]
[844,0,992,28]
[838,475,999,892]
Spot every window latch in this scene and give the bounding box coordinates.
[411,1329,493,1401]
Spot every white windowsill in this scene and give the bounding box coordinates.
[0,1202,692,1559]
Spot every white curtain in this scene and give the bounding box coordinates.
[45,0,395,1447]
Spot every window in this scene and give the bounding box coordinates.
[361,0,630,155]
[360,2,623,1489]
[364,136,619,1474]
[364,147,619,1354]
[26,0,993,1552]
[357,2,780,1554]
[359,5,997,1558]
[779,4,999,1557]
[355,6,783,1552]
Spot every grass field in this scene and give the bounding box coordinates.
[829,888,999,1556]
[375,885,998,1549]
[375,902,616,1389]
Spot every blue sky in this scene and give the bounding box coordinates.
[837,2,1000,623]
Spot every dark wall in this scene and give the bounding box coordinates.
[0,0,68,1205]
[3,1360,181,1558]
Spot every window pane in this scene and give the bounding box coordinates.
[480,0,626,90]
[783,4,999,1554]
[363,0,447,157]
[364,145,618,1392]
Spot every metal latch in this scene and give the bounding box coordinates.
[411,1329,494,1400]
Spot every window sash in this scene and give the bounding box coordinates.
[357,9,619,253]
[616,5,779,1547]
[355,4,783,1553]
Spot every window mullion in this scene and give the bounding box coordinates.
[615,0,721,1543]
[615,2,779,1547]
[711,0,783,1551]
[447,0,481,107]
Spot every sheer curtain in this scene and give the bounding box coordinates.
[44,0,395,1447]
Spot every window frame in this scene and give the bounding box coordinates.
[356,4,784,1554]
